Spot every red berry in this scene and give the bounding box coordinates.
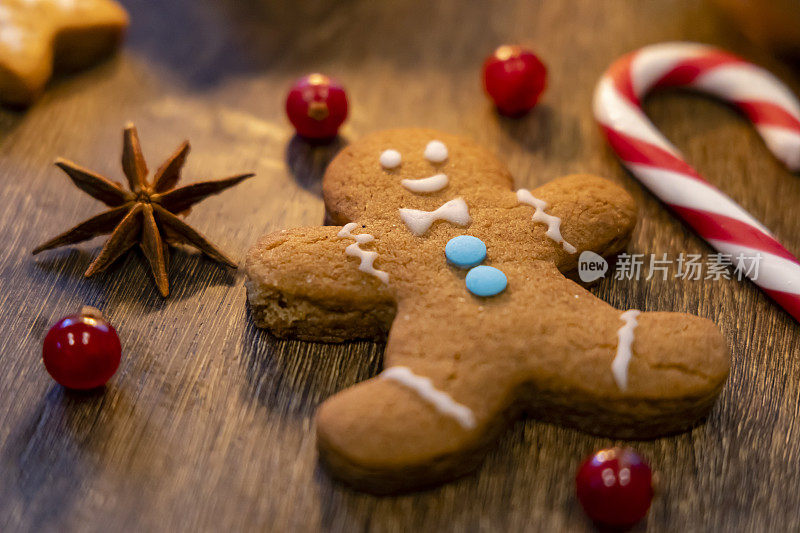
[285,73,348,140]
[42,306,121,390]
[482,45,547,116]
[576,448,653,528]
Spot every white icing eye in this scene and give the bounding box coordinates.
[380,149,401,169]
[424,140,448,163]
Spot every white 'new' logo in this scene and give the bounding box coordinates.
[578,251,608,283]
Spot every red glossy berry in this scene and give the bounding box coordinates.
[42,306,121,390]
[285,73,348,140]
[576,448,653,528]
[482,45,547,116]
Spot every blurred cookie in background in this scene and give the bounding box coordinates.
[0,0,128,106]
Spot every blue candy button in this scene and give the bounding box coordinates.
[445,235,487,268]
[465,265,507,297]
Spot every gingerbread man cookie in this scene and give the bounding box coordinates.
[245,129,730,493]
[0,0,128,106]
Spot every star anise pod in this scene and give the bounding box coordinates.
[33,124,254,297]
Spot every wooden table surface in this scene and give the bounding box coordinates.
[1,0,799,531]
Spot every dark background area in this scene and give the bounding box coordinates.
[0,0,798,530]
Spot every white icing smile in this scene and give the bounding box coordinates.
[399,198,470,236]
[401,173,449,193]
[381,366,476,429]
[337,223,389,283]
[612,309,641,390]
[517,189,577,254]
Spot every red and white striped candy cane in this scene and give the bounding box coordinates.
[594,42,800,321]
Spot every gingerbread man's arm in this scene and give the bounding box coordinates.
[512,173,638,271]
[244,226,394,342]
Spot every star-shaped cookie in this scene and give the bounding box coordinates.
[0,0,128,106]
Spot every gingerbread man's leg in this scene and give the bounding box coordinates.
[245,226,394,342]
[316,286,529,494]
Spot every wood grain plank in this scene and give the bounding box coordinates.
[0,0,798,531]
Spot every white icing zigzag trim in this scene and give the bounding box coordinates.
[516,189,577,254]
[401,173,449,193]
[398,198,470,236]
[337,223,390,283]
[381,366,476,429]
[612,309,641,390]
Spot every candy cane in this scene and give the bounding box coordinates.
[594,42,800,321]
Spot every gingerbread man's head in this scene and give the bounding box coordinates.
[245,129,729,493]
